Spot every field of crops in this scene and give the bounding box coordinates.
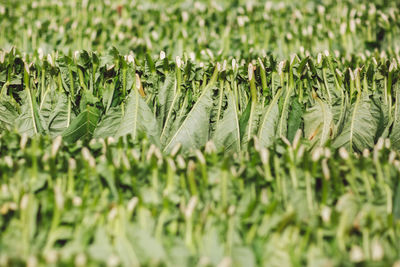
[0,0,400,266]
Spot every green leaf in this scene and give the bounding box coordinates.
[93,106,122,138]
[88,228,113,262]
[232,246,256,267]
[0,96,18,131]
[304,98,333,148]
[127,227,166,264]
[212,90,241,152]
[332,92,377,152]
[16,89,45,136]
[38,85,57,126]
[62,105,100,143]
[200,227,224,266]
[257,89,281,148]
[394,180,400,221]
[116,89,160,145]
[114,235,140,267]
[277,79,294,138]
[47,94,73,137]
[163,86,213,153]
[158,73,176,126]
[241,101,262,147]
[287,99,303,142]
[390,85,400,149]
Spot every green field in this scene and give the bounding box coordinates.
[0,0,400,266]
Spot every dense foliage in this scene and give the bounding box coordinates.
[0,0,400,266]
[0,132,399,266]
[1,49,400,153]
[0,0,399,57]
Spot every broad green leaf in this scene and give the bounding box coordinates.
[332,92,377,152]
[160,92,182,146]
[114,235,140,267]
[163,86,213,153]
[390,85,400,149]
[47,94,73,137]
[212,91,241,152]
[16,89,45,136]
[158,72,176,124]
[200,227,224,266]
[232,246,256,267]
[88,228,113,263]
[304,98,333,148]
[62,105,100,143]
[257,89,281,148]
[93,106,122,138]
[241,101,262,146]
[116,89,160,145]
[38,85,57,126]
[394,180,400,221]
[277,78,294,138]
[0,96,18,131]
[287,99,303,142]
[127,227,166,264]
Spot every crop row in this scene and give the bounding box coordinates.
[0,0,399,57]
[0,131,399,266]
[1,48,400,154]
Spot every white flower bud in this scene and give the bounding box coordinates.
[176,155,186,169]
[312,147,323,162]
[376,137,384,151]
[182,11,189,22]
[127,197,138,212]
[350,246,364,262]
[127,54,134,64]
[159,51,165,60]
[108,207,118,221]
[340,23,347,35]
[184,196,198,218]
[205,140,217,154]
[27,256,38,267]
[317,5,325,15]
[170,143,181,157]
[45,250,58,264]
[321,206,331,223]
[73,196,82,207]
[175,56,182,68]
[75,253,87,267]
[195,150,206,165]
[248,63,254,81]
[349,19,356,33]
[260,148,269,165]
[51,136,62,157]
[4,156,13,168]
[218,257,232,267]
[54,185,64,210]
[107,254,120,267]
[20,194,29,210]
[389,151,396,164]
[389,59,397,72]
[322,159,330,180]
[135,73,141,90]
[292,129,302,149]
[296,145,305,159]
[277,61,285,75]
[371,240,384,261]
[339,147,349,160]
[69,158,76,170]
[317,53,323,65]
